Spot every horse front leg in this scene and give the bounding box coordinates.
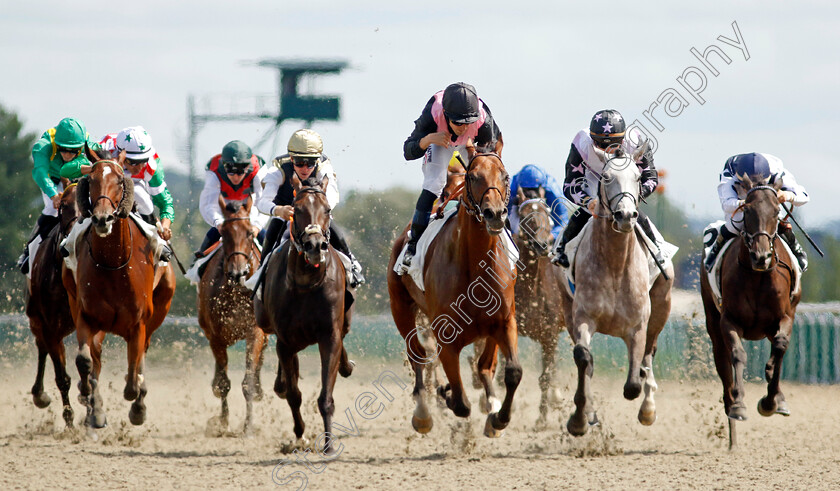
[405,328,433,434]
[48,337,74,427]
[476,338,501,415]
[758,322,792,417]
[317,333,342,456]
[485,316,523,438]
[243,326,267,436]
[124,323,147,426]
[624,323,647,401]
[128,358,148,426]
[86,330,107,428]
[209,339,231,430]
[536,332,561,429]
[722,316,749,422]
[437,346,470,418]
[278,345,305,441]
[567,320,597,437]
[31,337,51,408]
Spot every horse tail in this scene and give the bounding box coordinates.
[77,176,93,218]
[116,175,134,218]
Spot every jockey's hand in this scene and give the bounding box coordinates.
[421,132,452,150]
[51,194,62,208]
[274,205,294,221]
[586,198,599,213]
[157,218,172,241]
[251,225,261,237]
[777,190,796,203]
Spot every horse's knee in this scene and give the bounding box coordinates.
[731,347,747,366]
[504,364,522,390]
[573,345,592,371]
[76,352,92,376]
[317,394,335,417]
[772,336,789,353]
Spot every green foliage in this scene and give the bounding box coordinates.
[640,192,703,289]
[0,104,39,311]
[800,232,840,302]
[333,187,417,314]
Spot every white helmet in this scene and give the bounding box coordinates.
[116,126,155,161]
[287,129,323,158]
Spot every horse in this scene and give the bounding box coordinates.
[512,186,567,427]
[25,181,80,427]
[700,175,801,450]
[558,144,674,436]
[387,142,522,438]
[254,174,354,455]
[62,159,176,428]
[197,195,266,435]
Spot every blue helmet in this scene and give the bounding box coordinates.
[516,165,547,189]
[731,152,773,181]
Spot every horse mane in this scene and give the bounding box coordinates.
[300,175,324,188]
[116,174,134,218]
[474,141,496,154]
[224,200,244,214]
[77,175,92,218]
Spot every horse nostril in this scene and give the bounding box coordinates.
[630,210,639,219]
[320,242,329,251]
[303,242,313,252]
[106,215,115,223]
[613,211,625,221]
[482,209,494,221]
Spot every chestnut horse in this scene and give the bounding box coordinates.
[197,195,266,435]
[254,175,354,455]
[700,176,801,449]
[558,145,673,436]
[62,159,176,428]
[25,181,80,427]
[512,186,567,427]
[387,143,522,438]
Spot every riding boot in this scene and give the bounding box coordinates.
[329,223,366,287]
[260,218,286,265]
[638,214,665,266]
[402,190,437,268]
[551,208,589,267]
[195,227,221,259]
[781,227,808,271]
[704,226,737,272]
[140,213,156,226]
[18,215,59,275]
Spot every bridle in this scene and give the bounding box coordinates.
[737,185,780,267]
[87,166,133,270]
[595,157,641,229]
[221,216,257,266]
[456,152,510,223]
[290,187,331,254]
[517,196,552,252]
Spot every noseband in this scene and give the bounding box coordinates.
[517,197,551,250]
[221,216,256,265]
[739,185,780,265]
[457,152,510,223]
[290,187,331,253]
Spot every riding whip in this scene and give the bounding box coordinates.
[634,223,670,281]
[156,222,187,274]
[781,203,824,257]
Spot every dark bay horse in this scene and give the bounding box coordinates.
[254,175,354,455]
[559,145,673,436]
[25,181,80,427]
[62,159,176,428]
[512,186,567,427]
[700,175,800,449]
[198,195,266,435]
[387,142,522,438]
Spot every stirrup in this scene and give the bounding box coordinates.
[551,246,569,267]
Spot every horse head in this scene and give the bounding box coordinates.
[463,141,510,235]
[596,142,646,233]
[218,195,255,284]
[737,174,782,271]
[77,159,134,237]
[291,173,332,267]
[516,186,553,256]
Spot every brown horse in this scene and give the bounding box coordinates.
[387,142,522,438]
[254,175,354,455]
[197,195,266,435]
[700,176,801,449]
[559,146,673,436]
[512,186,567,427]
[25,181,80,427]
[62,159,176,428]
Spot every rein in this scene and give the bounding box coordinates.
[737,185,781,271]
[290,187,331,255]
[456,152,510,222]
[221,216,258,266]
[596,157,641,227]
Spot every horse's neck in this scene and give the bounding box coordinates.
[285,246,329,289]
[89,217,132,257]
[456,208,502,274]
[588,216,641,270]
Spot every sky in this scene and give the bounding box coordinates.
[2,0,838,226]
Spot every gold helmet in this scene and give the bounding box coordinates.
[287,129,323,158]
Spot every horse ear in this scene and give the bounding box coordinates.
[773,180,784,192]
[244,195,253,213]
[77,175,92,218]
[218,194,226,212]
[85,143,103,163]
[116,175,134,218]
[632,141,649,162]
[117,149,127,168]
[739,173,754,190]
[494,134,504,158]
[291,172,302,193]
[466,139,477,161]
[516,186,526,204]
[319,175,329,193]
[539,186,545,199]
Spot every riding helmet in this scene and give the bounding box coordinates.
[589,109,626,147]
[54,117,87,148]
[287,129,323,158]
[221,140,253,168]
[442,82,480,125]
[729,152,777,182]
[517,165,547,189]
[116,126,155,161]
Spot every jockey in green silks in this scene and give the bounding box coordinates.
[18,117,102,275]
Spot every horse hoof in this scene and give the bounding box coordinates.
[566,415,589,437]
[63,405,75,428]
[124,384,140,402]
[128,403,146,426]
[757,396,776,417]
[78,394,89,406]
[623,381,642,400]
[339,359,354,378]
[479,394,502,415]
[638,409,657,426]
[411,414,433,434]
[483,414,504,438]
[88,412,107,429]
[728,404,748,422]
[775,400,790,417]
[32,391,51,409]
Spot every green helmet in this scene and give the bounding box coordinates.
[222,140,252,163]
[54,118,87,148]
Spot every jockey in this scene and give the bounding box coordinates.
[256,129,365,287]
[704,152,809,272]
[552,109,662,268]
[402,82,503,266]
[99,126,174,241]
[18,117,101,275]
[196,140,268,256]
[508,164,569,240]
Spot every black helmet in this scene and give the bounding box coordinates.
[221,140,253,171]
[589,109,626,148]
[442,82,480,125]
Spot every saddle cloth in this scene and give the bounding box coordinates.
[554,219,679,297]
[393,206,519,292]
[702,221,800,312]
[61,213,167,278]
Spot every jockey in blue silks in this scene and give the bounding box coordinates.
[508,164,569,239]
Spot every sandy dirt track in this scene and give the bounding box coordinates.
[1,333,839,491]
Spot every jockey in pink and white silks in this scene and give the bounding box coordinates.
[704,152,810,272]
[552,109,662,268]
[401,82,503,267]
